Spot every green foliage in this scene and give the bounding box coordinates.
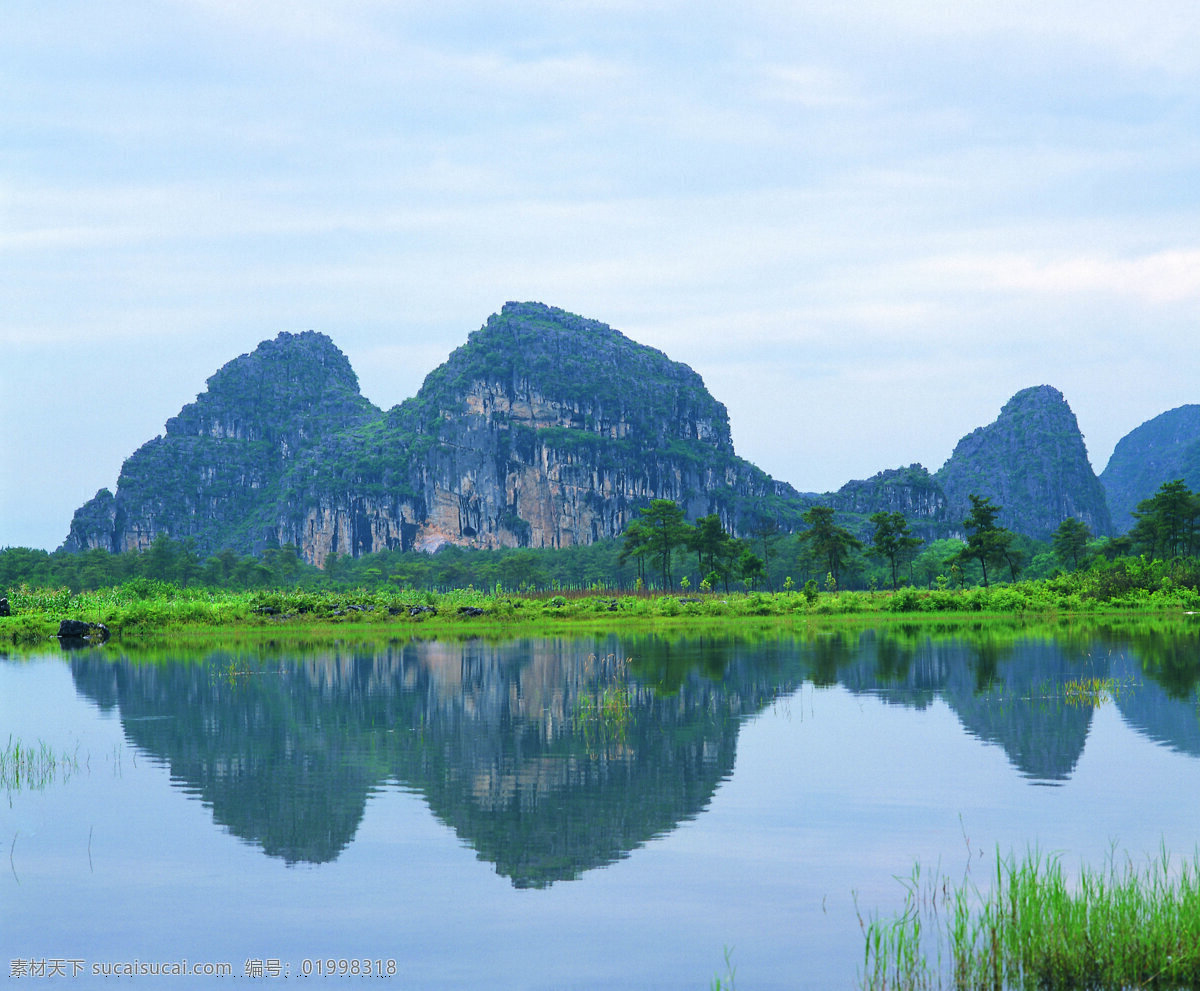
[863,848,1200,991]
[868,511,923,591]
[1051,516,1092,570]
[1130,478,1200,560]
[797,505,863,588]
[951,494,1019,588]
[631,499,692,590]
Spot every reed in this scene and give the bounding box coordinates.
[572,654,634,755]
[0,735,81,791]
[862,847,1200,990]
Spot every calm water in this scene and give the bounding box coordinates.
[3,627,1199,988]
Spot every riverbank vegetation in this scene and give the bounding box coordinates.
[7,481,1198,595]
[2,564,1200,650]
[4,481,1199,647]
[860,847,1200,990]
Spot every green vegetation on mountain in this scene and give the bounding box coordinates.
[1101,404,1200,532]
[63,303,808,564]
[934,385,1112,541]
[43,302,1197,579]
[64,330,376,557]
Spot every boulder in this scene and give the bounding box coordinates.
[57,619,110,644]
[0,597,10,617]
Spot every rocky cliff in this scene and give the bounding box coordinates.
[827,464,950,538]
[933,385,1112,540]
[1100,405,1200,533]
[62,306,1139,563]
[64,331,375,556]
[65,303,806,564]
[824,387,1112,541]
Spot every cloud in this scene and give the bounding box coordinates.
[909,248,1200,305]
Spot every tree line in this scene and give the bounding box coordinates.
[3,480,1198,595]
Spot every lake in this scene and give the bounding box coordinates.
[3,624,1199,988]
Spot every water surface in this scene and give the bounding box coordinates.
[3,627,1199,988]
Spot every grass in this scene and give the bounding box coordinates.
[572,654,634,755]
[710,947,738,990]
[0,735,81,791]
[860,847,1200,990]
[4,581,1200,649]
[1061,674,1137,708]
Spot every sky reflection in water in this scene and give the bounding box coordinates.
[2,628,1199,989]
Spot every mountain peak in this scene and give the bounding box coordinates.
[64,305,790,561]
[1100,404,1200,532]
[1001,384,1066,412]
[936,385,1112,539]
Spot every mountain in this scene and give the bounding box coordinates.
[62,305,1139,563]
[827,464,950,539]
[64,330,377,558]
[1099,405,1200,533]
[823,387,1112,541]
[68,638,784,881]
[64,303,805,564]
[933,385,1112,540]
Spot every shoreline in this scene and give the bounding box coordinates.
[3,586,1198,652]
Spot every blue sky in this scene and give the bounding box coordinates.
[3,1,1199,551]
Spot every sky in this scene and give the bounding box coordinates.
[3,1,1199,552]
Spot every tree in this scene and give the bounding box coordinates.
[868,511,923,590]
[641,499,691,589]
[689,514,735,591]
[1130,480,1200,560]
[143,535,181,583]
[796,505,862,590]
[748,516,783,591]
[1051,518,1092,571]
[619,518,652,585]
[952,494,1016,587]
[736,545,766,590]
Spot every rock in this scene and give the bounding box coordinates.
[57,619,110,644]
[457,606,485,617]
[1100,405,1200,532]
[935,385,1113,540]
[0,597,10,617]
[409,605,437,617]
[829,465,949,539]
[61,303,808,564]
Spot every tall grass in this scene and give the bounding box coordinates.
[0,736,80,791]
[5,580,1200,649]
[572,654,634,756]
[861,847,1200,990]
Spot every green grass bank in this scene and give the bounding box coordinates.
[4,577,1200,650]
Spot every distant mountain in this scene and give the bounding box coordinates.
[934,385,1112,540]
[64,303,805,564]
[64,331,377,558]
[62,304,1166,564]
[1100,405,1200,533]
[827,387,1112,541]
[827,464,950,539]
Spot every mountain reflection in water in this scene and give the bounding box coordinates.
[66,628,1200,882]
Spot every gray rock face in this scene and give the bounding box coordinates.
[63,330,375,557]
[934,385,1112,540]
[60,310,1147,564]
[1100,405,1200,533]
[828,465,949,538]
[62,304,806,565]
[57,619,109,643]
[824,389,1113,542]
